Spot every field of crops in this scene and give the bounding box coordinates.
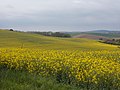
[0,30,120,89]
[0,48,120,89]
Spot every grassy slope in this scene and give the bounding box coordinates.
[0,30,117,50]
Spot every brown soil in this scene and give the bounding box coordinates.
[73,34,108,40]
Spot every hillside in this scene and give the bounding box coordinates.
[68,30,120,39]
[0,29,117,50]
[72,34,108,40]
[84,32,120,38]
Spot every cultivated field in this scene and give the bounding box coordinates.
[0,30,120,90]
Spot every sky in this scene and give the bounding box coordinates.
[0,0,120,31]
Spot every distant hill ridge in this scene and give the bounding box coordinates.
[73,34,108,40]
[87,30,120,34]
[67,30,120,39]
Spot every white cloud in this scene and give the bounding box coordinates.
[0,0,120,31]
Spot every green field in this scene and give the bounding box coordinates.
[0,30,117,50]
[0,29,120,90]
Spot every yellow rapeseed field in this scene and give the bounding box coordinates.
[0,48,120,88]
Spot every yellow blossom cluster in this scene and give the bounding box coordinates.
[0,48,120,88]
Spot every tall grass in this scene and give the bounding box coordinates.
[0,68,81,90]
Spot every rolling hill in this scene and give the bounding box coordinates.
[67,30,120,39]
[0,29,117,50]
[72,34,108,40]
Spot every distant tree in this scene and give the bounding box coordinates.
[99,38,103,40]
[117,39,120,43]
[112,39,115,41]
[10,29,14,31]
[29,31,71,38]
[53,32,62,37]
[63,34,71,38]
[47,31,53,36]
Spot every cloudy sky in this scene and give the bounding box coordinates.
[0,0,120,31]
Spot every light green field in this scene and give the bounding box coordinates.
[0,30,117,50]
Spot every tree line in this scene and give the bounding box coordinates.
[9,29,71,38]
[99,38,120,45]
[29,31,71,38]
